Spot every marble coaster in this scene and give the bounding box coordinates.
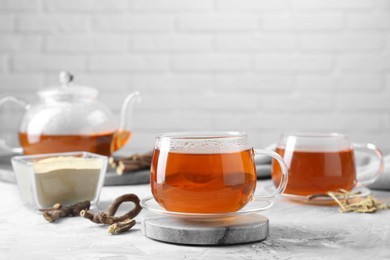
[142,214,269,245]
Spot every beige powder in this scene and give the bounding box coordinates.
[33,156,102,208]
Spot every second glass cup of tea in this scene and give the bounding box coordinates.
[272,133,384,197]
[150,131,288,213]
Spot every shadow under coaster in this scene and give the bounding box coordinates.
[142,214,269,245]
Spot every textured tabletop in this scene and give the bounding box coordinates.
[1,179,389,259]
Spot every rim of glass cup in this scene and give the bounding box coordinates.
[277,132,353,151]
[156,131,247,140]
[281,132,348,139]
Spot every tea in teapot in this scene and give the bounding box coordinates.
[18,130,130,156]
[0,72,141,156]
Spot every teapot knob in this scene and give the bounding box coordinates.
[59,71,74,86]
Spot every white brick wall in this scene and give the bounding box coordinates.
[178,15,259,31]
[18,15,89,32]
[132,0,212,10]
[0,0,390,155]
[0,15,14,31]
[93,15,175,32]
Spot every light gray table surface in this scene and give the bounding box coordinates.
[1,174,390,260]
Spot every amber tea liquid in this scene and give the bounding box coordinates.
[19,129,131,156]
[272,147,356,196]
[151,149,257,213]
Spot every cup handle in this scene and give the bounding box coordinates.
[254,149,288,199]
[354,143,384,186]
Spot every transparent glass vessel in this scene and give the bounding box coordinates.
[0,72,141,156]
[150,131,288,213]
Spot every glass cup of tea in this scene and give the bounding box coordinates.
[150,131,288,213]
[271,133,384,196]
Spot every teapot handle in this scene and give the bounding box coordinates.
[0,96,29,154]
[119,91,141,131]
[109,91,142,153]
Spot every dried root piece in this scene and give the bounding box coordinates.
[309,189,389,213]
[107,219,136,235]
[80,193,142,234]
[41,201,91,223]
[109,152,152,175]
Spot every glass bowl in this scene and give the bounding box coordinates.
[11,151,107,210]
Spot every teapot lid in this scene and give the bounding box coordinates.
[37,71,98,100]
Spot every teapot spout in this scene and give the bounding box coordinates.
[0,96,29,109]
[111,91,141,153]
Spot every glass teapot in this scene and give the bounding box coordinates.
[0,71,141,156]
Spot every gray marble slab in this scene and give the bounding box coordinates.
[142,214,269,245]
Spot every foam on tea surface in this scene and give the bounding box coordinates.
[156,132,251,154]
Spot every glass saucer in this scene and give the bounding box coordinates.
[140,197,273,221]
[265,184,371,205]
